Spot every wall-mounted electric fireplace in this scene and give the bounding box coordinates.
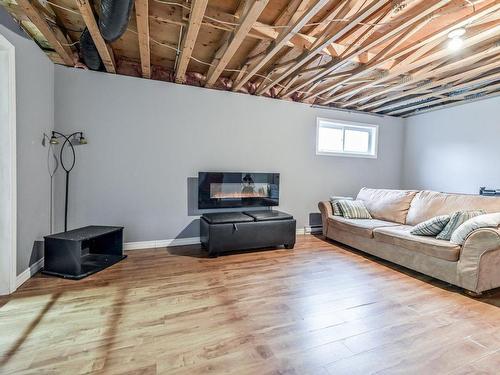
[198,172,279,209]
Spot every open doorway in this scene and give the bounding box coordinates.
[0,32,16,295]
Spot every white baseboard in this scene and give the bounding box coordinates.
[304,226,323,234]
[124,237,201,250]
[16,257,44,289]
[124,229,310,251]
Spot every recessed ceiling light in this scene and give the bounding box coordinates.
[448,28,466,39]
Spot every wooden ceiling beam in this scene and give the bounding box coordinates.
[363,57,500,111]
[362,47,500,107]
[324,23,500,107]
[385,71,500,115]
[256,0,391,96]
[230,0,307,90]
[151,3,372,62]
[229,0,302,84]
[255,0,364,95]
[316,1,500,104]
[75,0,116,73]
[16,0,74,66]
[205,0,270,87]
[390,80,500,116]
[175,0,209,83]
[296,1,447,100]
[135,0,151,79]
[233,0,330,92]
[401,89,500,118]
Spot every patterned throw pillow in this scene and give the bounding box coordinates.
[410,215,451,236]
[336,200,372,219]
[330,196,353,216]
[436,210,486,241]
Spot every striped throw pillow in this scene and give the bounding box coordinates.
[336,200,372,219]
[410,215,451,236]
[436,210,486,241]
[330,196,353,216]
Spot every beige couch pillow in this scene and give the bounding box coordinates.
[450,213,500,245]
[356,188,418,224]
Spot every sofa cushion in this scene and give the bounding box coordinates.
[328,216,400,238]
[356,188,418,224]
[406,191,500,226]
[373,225,461,262]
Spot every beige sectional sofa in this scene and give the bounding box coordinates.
[318,188,500,295]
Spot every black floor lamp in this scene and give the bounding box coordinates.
[43,131,88,232]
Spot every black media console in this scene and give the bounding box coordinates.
[200,210,296,257]
[43,226,126,279]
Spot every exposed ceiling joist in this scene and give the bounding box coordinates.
[317,1,500,104]
[395,80,500,116]
[175,0,209,83]
[297,0,450,100]
[387,72,500,115]
[401,89,500,117]
[233,0,330,92]
[366,57,500,111]
[336,24,500,107]
[16,0,74,66]
[256,0,391,95]
[205,0,270,87]
[75,0,116,73]
[135,0,151,79]
[2,0,499,117]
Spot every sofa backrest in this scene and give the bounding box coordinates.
[406,190,500,225]
[356,188,418,224]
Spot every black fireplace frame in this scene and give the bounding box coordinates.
[198,172,280,209]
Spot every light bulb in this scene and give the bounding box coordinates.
[49,135,59,145]
[448,37,463,52]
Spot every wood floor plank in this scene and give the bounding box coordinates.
[1,235,499,374]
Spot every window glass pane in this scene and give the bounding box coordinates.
[344,129,370,153]
[318,126,343,152]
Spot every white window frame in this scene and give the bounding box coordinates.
[316,118,378,159]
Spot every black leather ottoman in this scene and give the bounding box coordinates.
[200,210,296,257]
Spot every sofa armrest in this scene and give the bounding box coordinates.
[318,201,333,236]
[457,226,500,293]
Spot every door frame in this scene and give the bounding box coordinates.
[0,32,17,295]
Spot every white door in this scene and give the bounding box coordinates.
[0,33,17,295]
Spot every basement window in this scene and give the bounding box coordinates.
[316,118,378,158]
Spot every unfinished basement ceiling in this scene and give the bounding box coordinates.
[1,0,499,117]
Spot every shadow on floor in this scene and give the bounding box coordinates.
[0,291,62,369]
[100,287,127,373]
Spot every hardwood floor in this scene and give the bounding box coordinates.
[1,235,500,374]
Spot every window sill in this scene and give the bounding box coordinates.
[316,151,378,159]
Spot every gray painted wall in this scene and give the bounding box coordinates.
[54,65,405,243]
[403,96,500,194]
[0,23,54,274]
